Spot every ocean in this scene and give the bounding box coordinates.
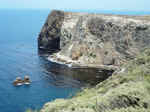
[0,9,79,112]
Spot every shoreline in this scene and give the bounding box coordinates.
[47,54,119,71]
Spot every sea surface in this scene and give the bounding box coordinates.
[0,10,80,112]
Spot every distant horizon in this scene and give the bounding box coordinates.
[0,8,150,12]
[0,8,150,16]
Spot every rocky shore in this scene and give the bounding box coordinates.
[37,10,150,112]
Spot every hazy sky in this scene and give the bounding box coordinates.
[0,0,150,11]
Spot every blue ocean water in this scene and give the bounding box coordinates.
[0,10,79,112]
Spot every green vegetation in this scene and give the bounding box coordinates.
[29,49,150,112]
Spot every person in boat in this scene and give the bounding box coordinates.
[23,75,31,84]
[13,77,24,86]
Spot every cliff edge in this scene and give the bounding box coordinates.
[38,10,150,69]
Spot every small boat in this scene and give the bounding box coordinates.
[13,77,24,86]
[23,75,31,85]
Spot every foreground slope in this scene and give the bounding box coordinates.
[40,49,150,112]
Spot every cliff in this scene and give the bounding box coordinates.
[37,10,150,112]
[38,10,150,69]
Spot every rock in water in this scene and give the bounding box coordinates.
[38,10,150,69]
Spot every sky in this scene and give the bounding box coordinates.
[0,0,150,11]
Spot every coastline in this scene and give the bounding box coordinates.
[47,53,119,70]
[37,10,150,112]
[40,49,150,112]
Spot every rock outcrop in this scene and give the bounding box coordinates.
[38,10,150,70]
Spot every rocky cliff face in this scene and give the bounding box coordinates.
[37,10,150,112]
[38,10,150,69]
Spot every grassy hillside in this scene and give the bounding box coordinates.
[27,48,150,112]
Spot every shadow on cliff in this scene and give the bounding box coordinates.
[38,10,65,54]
